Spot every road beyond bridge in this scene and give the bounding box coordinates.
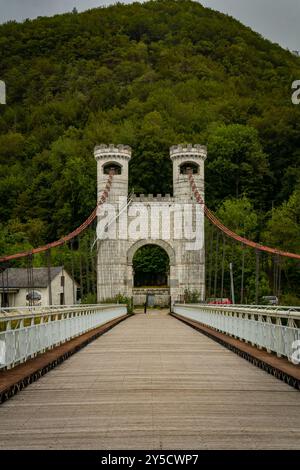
[0,311,299,450]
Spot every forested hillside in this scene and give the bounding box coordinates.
[0,0,299,300]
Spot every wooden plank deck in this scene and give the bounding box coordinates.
[172,312,300,388]
[0,315,128,403]
[0,310,299,450]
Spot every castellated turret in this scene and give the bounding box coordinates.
[170,144,207,201]
[94,144,131,202]
[94,144,132,301]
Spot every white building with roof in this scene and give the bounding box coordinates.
[0,266,79,308]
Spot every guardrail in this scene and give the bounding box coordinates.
[0,304,127,370]
[217,304,300,316]
[0,304,103,318]
[173,304,300,363]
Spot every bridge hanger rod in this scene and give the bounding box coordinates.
[188,173,300,261]
[0,173,114,263]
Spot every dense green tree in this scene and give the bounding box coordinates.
[216,196,258,237]
[0,0,299,300]
[133,245,169,286]
[210,198,262,303]
[263,190,300,254]
[207,125,270,208]
[133,245,169,274]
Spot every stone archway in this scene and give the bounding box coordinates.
[127,239,176,308]
[127,239,176,266]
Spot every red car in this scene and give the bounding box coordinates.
[207,298,232,305]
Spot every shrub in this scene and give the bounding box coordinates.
[103,294,134,314]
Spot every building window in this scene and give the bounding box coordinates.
[179,162,199,175]
[1,292,9,308]
[60,293,65,305]
[103,162,122,175]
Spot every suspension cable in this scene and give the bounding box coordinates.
[27,254,34,307]
[1,170,299,266]
[213,231,220,298]
[188,173,300,260]
[89,226,97,296]
[47,249,52,306]
[208,229,214,298]
[1,268,5,305]
[277,256,282,298]
[70,240,76,304]
[255,250,260,304]
[220,235,226,299]
[0,173,114,263]
[240,244,245,304]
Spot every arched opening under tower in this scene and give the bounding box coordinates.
[130,243,172,308]
[133,244,170,288]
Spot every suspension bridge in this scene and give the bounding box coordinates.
[0,144,299,450]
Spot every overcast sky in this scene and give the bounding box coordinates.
[0,0,299,51]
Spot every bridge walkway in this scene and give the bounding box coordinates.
[0,310,299,450]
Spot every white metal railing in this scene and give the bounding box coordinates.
[173,304,300,363]
[0,304,127,370]
[0,304,104,318]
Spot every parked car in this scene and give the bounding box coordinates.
[261,296,279,306]
[207,298,232,305]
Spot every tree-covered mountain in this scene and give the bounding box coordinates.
[0,0,299,282]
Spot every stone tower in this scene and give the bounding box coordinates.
[170,144,207,301]
[94,144,132,301]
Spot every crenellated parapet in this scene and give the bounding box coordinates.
[94,144,132,161]
[170,144,207,161]
[131,194,174,203]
